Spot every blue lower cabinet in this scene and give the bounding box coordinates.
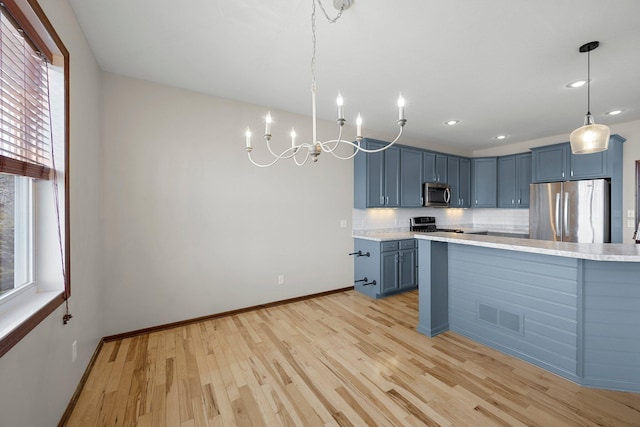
[353,238,418,299]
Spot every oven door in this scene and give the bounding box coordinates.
[422,183,451,207]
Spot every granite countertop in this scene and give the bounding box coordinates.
[415,232,640,262]
[353,230,640,262]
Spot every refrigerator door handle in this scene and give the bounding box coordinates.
[555,192,561,237]
[564,192,570,238]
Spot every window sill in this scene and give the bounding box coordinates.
[0,289,64,357]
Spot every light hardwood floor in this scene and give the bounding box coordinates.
[65,290,640,426]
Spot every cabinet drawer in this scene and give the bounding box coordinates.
[381,241,399,252]
[399,239,416,249]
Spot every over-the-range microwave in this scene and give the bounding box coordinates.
[422,182,451,207]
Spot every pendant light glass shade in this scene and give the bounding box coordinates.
[569,113,610,154]
[569,41,610,155]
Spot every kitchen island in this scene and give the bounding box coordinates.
[414,232,640,393]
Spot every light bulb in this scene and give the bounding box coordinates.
[245,128,252,148]
[356,113,362,137]
[397,93,405,121]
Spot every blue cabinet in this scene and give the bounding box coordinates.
[472,157,497,208]
[532,144,568,182]
[423,152,447,183]
[459,158,471,208]
[400,147,423,207]
[531,135,625,183]
[353,238,418,299]
[354,139,400,208]
[447,156,471,208]
[498,152,531,208]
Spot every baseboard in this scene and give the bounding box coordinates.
[57,338,105,427]
[103,286,354,342]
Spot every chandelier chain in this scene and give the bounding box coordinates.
[311,0,344,91]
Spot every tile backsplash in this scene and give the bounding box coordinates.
[352,207,529,233]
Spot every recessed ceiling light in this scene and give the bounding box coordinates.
[444,120,459,126]
[604,109,624,116]
[495,135,508,140]
[566,79,589,88]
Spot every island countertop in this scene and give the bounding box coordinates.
[414,232,640,262]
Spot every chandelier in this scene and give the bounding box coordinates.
[244,0,407,167]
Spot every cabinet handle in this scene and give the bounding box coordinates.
[386,196,389,205]
[380,196,384,205]
[420,197,423,205]
[571,170,574,177]
[355,277,377,286]
[562,171,565,178]
[512,199,514,205]
[349,251,370,257]
[518,198,521,204]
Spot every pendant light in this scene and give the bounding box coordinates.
[569,41,610,154]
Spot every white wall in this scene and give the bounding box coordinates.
[101,74,355,335]
[0,1,104,426]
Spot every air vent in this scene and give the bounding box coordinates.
[478,302,524,336]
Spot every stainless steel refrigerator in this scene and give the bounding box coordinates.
[529,179,610,243]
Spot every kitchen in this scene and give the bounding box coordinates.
[352,133,640,393]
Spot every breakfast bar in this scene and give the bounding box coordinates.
[415,232,640,392]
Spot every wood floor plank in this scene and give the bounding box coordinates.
[67,290,640,426]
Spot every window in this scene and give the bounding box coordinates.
[0,174,32,299]
[0,0,69,358]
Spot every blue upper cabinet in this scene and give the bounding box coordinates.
[447,156,470,208]
[459,158,471,208]
[498,152,531,208]
[352,139,402,208]
[498,155,517,208]
[517,152,532,208]
[400,147,423,207]
[423,152,447,183]
[531,135,624,183]
[447,156,460,207]
[532,143,568,182]
[355,139,399,208]
[472,157,497,208]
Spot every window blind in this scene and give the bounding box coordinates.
[0,7,50,180]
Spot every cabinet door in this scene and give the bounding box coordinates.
[384,147,401,207]
[570,150,607,180]
[459,158,471,208]
[381,251,399,294]
[423,152,436,182]
[366,141,386,207]
[517,153,532,207]
[447,156,460,207]
[435,155,448,183]
[398,248,417,290]
[472,157,497,208]
[532,144,567,182]
[498,155,517,208]
[400,148,423,207]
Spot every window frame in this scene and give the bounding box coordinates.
[0,0,69,359]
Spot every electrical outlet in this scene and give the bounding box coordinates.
[278,274,285,285]
[628,220,635,228]
[628,210,636,218]
[340,219,347,228]
[72,340,77,363]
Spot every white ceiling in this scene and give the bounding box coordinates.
[68,0,640,151]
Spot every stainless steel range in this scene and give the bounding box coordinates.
[410,216,463,233]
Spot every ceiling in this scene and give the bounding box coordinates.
[68,0,640,152]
